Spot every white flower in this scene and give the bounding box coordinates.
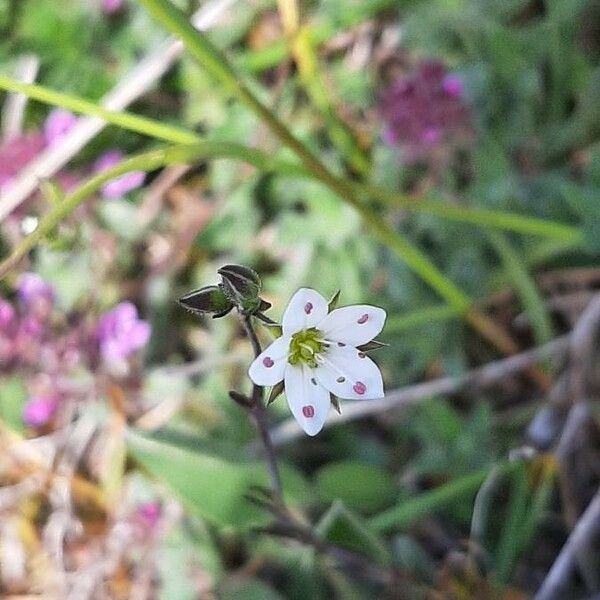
[249,288,386,436]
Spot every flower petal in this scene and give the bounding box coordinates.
[284,364,330,436]
[248,335,290,386]
[320,305,386,346]
[282,288,329,336]
[315,344,384,400]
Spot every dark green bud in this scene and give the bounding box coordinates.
[178,285,233,318]
[218,264,263,314]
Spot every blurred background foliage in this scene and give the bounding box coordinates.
[1,0,600,597]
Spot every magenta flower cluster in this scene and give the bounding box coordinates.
[0,273,55,370]
[0,133,45,190]
[1,273,151,429]
[96,301,151,361]
[94,150,146,199]
[1,110,145,201]
[22,395,59,428]
[378,61,472,161]
[102,0,125,15]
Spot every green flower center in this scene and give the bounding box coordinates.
[288,327,328,368]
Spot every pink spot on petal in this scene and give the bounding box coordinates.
[353,382,367,395]
[357,313,369,324]
[263,356,274,368]
[304,302,313,314]
[302,405,315,418]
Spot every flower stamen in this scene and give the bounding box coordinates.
[288,327,327,368]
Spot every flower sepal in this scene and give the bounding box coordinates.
[218,264,264,315]
[327,290,341,312]
[330,394,341,414]
[267,381,285,406]
[356,339,389,352]
[178,285,234,318]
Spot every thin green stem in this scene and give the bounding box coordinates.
[240,313,283,502]
[0,75,580,241]
[0,75,200,144]
[0,142,304,278]
[356,182,582,242]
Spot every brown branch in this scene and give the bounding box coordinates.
[240,314,283,502]
[534,487,600,600]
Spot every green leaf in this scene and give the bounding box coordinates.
[494,463,530,583]
[369,463,518,533]
[487,230,554,345]
[559,182,600,252]
[127,431,311,528]
[315,461,395,514]
[316,501,390,565]
[0,377,27,433]
[127,430,259,528]
[219,579,284,600]
[392,535,436,582]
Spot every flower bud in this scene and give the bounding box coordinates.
[218,264,262,314]
[178,285,233,318]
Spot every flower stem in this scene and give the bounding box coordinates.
[240,313,283,502]
[0,74,579,241]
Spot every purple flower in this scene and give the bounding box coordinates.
[97,302,151,361]
[44,109,77,146]
[102,0,124,14]
[16,273,55,308]
[442,74,463,98]
[19,315,44,338]
[421,127,442,145]
[0,300,15,329]
[0,133,45,190]
[23,395,58,428]
[378,61,472,161]
[137,502,162,528]
[94,150,145,199]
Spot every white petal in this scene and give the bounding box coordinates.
[248,336,290,386]
[320,305,386,346]
[282,288,329,336]
[284,364,330,436]
[315,344,384,400]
